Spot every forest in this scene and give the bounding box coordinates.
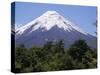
[15,39,97,73]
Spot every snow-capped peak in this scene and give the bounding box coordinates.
[41,11,59,16]
[16,11,88,35]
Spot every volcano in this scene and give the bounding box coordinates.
[15,11,96,48]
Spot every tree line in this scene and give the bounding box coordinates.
[15,39,97,73]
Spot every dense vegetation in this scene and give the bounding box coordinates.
[15,40,97,73]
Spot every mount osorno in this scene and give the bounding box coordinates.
[15,11,97,49]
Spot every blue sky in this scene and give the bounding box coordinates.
[14,2,97,36]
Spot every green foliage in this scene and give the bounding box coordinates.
[67,40,97,69]
[15,40,97,73]
[67,40,90,61]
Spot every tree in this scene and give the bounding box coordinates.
[67,39,97,69]
[15,44,29,72]
[54,40,65,54]
[93,20,97,34]
[67,40,90,61]
[15,40,97,73]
